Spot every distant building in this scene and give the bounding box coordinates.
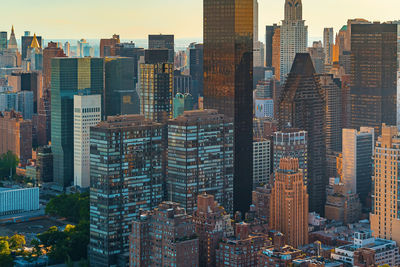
[167,110,233,214]
[0,111,32,164]
[192,194,233,267]
[100,34,120,57]
[370,124,400,244]
[73,95,101,188]
[8,71,41,114]
[36,146,53,184]
[307,41,325,74]
[114,42,144,88]
[148,34,174,63]
[270,158,309,247]
[0,32,7,51]
[216,222,269,267]
[21,32,42,60]
[129,202,199,267]
[187,43,203,98]
[43,42,66,90]
[0,90,33,120]
[324,27,334,64]
[265,24,279,69]
[173,93,194,118]
[331,231,400,266]
[252,185,272,223]
[0,187,39,215]
[89,115,164,267]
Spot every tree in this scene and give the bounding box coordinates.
[9,234,26,251]
[0,240,13,267]
[0,151,19,180]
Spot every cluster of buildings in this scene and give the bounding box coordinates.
[1,0,400,266]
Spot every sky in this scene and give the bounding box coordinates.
[1,0,400,41]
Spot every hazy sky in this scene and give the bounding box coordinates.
[1,0,399,40]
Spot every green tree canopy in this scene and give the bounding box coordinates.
[9,234,26,250]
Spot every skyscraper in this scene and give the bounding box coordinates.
[278,53,326,214]
[350,23,397,134]
[324,27,334,64]
[21,33,42,60]
[129,202,199,267]
[167,110,234,214]
[139,51,173,123]
[253,137,271,188]
[342,128,374,206]
[203,0,253,215]
[104,57,140,117]
[7,26,18,52]
[73,94,101,188]
[307,41,325,74]
[265,24,280,69]
[370,124,400,244]
[148,34,174,63]
[43,42,66,91]
[89,115,164,267]
[270,158,308,248]
[0,32,7,51]
[187,43,203,99]
[280,0,308,81]
[51,58,104,187]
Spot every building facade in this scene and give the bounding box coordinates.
[73,94,101,188]
[0,187,39,216]
[148,34,174,63]
[167,110,234,214]
[253,138,271,188]
[89,115,164,267]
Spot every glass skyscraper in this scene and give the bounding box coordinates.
[203,0,253,215]
[51,57,104,187]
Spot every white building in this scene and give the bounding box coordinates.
[73,94,101,188]
[253,138,271,188]
[0,187,39,215]
[331,231,400,266]
[280,0,308,82]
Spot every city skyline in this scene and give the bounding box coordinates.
[1,0,400,40]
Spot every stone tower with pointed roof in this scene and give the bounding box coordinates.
[284,0,302,20]
[277,53,327,215]
[8,25,18,51]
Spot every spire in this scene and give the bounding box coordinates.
[284,0,302,21]
[30,33,40,49]
[8,25,18,51]
[11,25,14,35]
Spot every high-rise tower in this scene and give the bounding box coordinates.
[203,0,253,215]
[280,0,308,82]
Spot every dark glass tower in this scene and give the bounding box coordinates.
[148,34,174,63]
[277,53,327,214]
[51,58,104,187]
[350,23,397,134]
[203,0,253,215]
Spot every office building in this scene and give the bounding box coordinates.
[272,27,281,80]
[325,178,362,224]
[0,187,39,216]
[252,185,272,223]
[278,53,326,214]
[139,51,173,123]
[37,88,50,146]
[350,23,397,134]
[129,202,199,267]
[36,146,53,184]
[324,27,334,64]
[331,231,400,266]
[173,93,194,118]
[8,71,42,114]
[307,41,325,74]
[63,42,70,57]
[0,90,34,120]
[0,32,7,51]
[104,57,140,117]
[114,42,145,87]
[273,129,307,182]
[265,24,279,69]
[26,33,43,71]
[51,57,104,187]
[89,115,164,267]
[167,110,234,214]
[187,43,203,98]
[254,41,264,67]
[174,70,191,96]
[148,34,174,63]
[0,111,32,165]
[7,26,18,52]
[370,124,400,244]
[77,39,89,58]
[280,0,308,81]
[21,32,42,60]
[216,223,269,267]
[253,138,271,188]
[192,193,234,267]
[73,95,101,188]
[342,128,374,206]
[100,34,120,57]
[270,158,308,247]
[204,0,253,216]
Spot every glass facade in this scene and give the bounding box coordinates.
[51,57,104,187]
[89,115,163,267]
[167,110,234,214]
[203,0,253,215]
